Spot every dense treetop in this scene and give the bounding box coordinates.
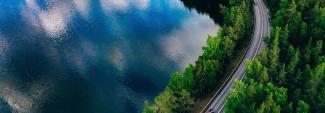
[226,0,325,113]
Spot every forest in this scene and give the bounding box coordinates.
[142,0,254,112]
[225,0,325,113]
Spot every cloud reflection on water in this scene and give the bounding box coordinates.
[24,0,73,41]
[73,0,91,17]
[161,14,218,70]
[0,0,219,112]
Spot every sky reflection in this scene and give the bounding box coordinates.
[0,0,218,112]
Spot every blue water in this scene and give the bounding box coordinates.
[0,0,218,112]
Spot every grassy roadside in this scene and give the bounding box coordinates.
[191,34,251,113]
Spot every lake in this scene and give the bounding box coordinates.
[0,0,219,112]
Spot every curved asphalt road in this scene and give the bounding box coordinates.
[202,0,270,112]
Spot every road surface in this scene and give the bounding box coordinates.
[202,0,270,112]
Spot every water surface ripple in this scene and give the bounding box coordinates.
[0,0,218,112]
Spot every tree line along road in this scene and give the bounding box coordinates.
[202,0,271,112]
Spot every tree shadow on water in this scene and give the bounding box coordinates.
[180,0,227,24]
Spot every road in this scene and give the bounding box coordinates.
[202,0,270,112]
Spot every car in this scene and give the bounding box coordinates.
[208,109,215,113]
